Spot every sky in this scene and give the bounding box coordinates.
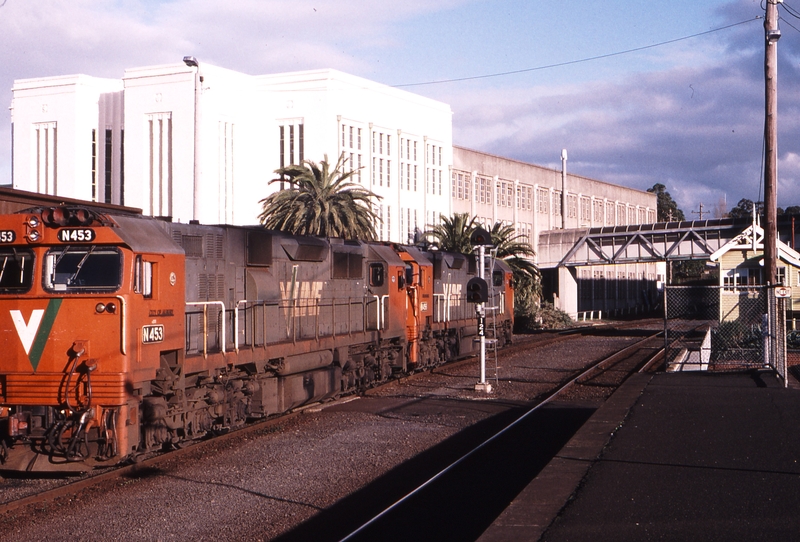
[1,0,799,216]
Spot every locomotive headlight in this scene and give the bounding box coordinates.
[28,216,40,228]
[95,303,106,313]
[106,302,117,314]
[28,230,40,242]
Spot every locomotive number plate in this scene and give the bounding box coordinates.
[57,228,95,242]
[142,324,164,344]
[0,230,15,243]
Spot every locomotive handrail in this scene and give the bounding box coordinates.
[115,295,127,355]
[230,299,283,352]
[370,295,381,330]
[234,300,249,353]
[433,294,446,323]
[186,301,226,357]
[381,295,389,329]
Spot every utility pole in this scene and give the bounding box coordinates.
[561,149,567,229]
[691,203,706,220]
[764,1,780,285]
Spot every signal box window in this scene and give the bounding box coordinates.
[44,247,121,292]
[369,263,384,287]
[0,249,34,293]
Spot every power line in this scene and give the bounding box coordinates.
[394,17,762,88]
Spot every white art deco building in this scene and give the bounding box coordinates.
[10,61,453,243]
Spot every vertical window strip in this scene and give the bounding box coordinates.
[91,128,97,201]
[104,128,112,204]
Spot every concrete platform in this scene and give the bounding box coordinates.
[478,369,800,542]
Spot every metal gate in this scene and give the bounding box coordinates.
[664,285,788,384]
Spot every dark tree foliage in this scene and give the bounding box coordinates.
[728,198,763,219]
[647,183,685,222]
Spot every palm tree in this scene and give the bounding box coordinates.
[424,213,480,254]
[259,154,381,240]
[488,222,541,314]
[426,213,541,314]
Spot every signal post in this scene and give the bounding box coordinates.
[468,228,493,393]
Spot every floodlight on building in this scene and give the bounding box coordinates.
[183,56,199,67]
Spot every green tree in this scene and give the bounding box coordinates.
[424,213,479,255]
[728,198,762,220]
[784,206,800,215]
[259,154,380,240]
[647,183,685,222]
[488,222,541,315]
[425,213,541,317]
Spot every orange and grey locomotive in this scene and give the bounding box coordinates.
[0,206,513,472]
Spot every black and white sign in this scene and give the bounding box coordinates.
[57,228,95,242]
[142,324,164,344]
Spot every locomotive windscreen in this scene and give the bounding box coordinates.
[0,248,34,293]
[43,247,122,292]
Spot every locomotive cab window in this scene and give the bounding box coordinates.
[369,263,384,287]
[44,246,122,292]
[493,270,504,287]
[134,255,154,298]
[405,264,415,286]
[0,249,34,293]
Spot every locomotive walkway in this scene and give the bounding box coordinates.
[479,369,800,541]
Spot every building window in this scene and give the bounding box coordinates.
[219,121,235,223]
[580,196,591,222]
[91,128,96,201]
[553,190,562,216]
[568,195,578,219]
[537,188,549,214]
[35,121,57,196]
[147,112,172,217]
[478,177,492,205]
[279,121,304,171]
[104,129,112,204]
[593,199,603,224]
[120,129,125,206]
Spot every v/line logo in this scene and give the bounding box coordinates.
[9,299,63,371]
[10,309,44,354]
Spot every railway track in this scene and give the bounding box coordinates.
[324,331,663,542]
[0,321,663,539]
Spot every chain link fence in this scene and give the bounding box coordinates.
[664,285,769,371]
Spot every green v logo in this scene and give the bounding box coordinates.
[10,299,62,371]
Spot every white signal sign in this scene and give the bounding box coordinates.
[775,286,792,298]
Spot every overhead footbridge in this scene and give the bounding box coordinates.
[537,219,751,318]
[537,218,749,269]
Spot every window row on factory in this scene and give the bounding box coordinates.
[452,170,655,225]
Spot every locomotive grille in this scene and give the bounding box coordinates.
[182,235,204,258]
[5,373,128,405]
[205,234,224,259]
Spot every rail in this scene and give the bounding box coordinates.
[338,330,663,542]
[186,301,226,357]
[226,295,387,353]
